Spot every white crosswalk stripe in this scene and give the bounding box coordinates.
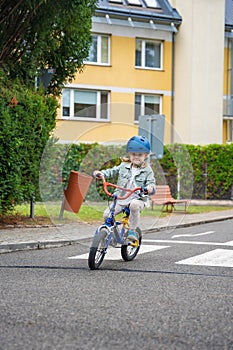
[68,244,169,260]
[143,239,233,247]
[171,231,214,239]
[176,249,233,268]
[67,238,233,268]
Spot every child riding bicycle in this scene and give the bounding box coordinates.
[93,135,156,243]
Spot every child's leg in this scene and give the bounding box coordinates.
[129,199,145,230]
[103,203,124,220]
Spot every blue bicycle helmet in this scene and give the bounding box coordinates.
[126,135,151,153]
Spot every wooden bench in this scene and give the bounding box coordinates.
[150,185,188,213]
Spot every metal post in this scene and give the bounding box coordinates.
[146,115,157,162]
[203,165,208,200]
[177,145,181,199]
[147,115,152,163]
[30,199,34,219]
[59,197,65,220]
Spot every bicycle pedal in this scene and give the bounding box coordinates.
[125,238,139,247]
[130,240,139,247]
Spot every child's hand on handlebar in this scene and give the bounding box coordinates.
[141,185,154,195]
[141,187,148,195]
[93,170,103,179]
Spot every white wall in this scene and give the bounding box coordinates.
[170,0,225,144]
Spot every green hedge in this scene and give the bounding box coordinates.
[40,142,233,202]
[39,142,125,202]
[0,72,58,213]
[39,141,95,202]
[1,94,232,213]
[158,143,233,200]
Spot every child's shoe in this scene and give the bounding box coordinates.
[126,229,139,244]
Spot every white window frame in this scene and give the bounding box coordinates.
[134,93,162,122]
[84,34,110,65]
[61,88,110,121]
[135,38,163,70]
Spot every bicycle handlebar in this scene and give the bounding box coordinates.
[96,174,142,200]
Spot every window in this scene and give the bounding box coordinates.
[135,39,162,69]
[144,0,158,8]
[127,0,142,6]
[85,34,110,65]
[135,94,161,121]
[62,89,110,120]
[62,89,70,117]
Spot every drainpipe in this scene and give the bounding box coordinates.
[231,37,233,140]
[171,28,175,144]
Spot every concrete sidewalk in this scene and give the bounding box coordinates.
[0,204,233,254]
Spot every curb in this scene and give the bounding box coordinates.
[0,238,88,254]
[1,215,233,254]
[144,215,233,233]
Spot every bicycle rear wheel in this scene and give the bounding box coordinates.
[121,227,142,261]
[88,228,108,270]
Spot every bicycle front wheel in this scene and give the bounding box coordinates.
[88,228,108,270]
[121,227,142,262]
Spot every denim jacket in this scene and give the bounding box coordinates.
[101,161,156,200]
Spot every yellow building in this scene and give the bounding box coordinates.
[54,0,182,146]
[54,0,233,145]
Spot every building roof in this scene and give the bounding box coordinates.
[96,1,233,31]
[95,0,182,26]
[225,0,233,30]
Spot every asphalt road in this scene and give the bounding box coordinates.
[1,219,233,350]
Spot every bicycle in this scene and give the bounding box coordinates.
[88,175,146,270]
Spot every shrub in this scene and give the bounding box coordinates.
[0,71,58,213]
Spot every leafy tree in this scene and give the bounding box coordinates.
[0,70,58,213]
[0,0,97,214]
[0,0,97,94]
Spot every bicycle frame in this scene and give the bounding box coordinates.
[88,175,143,269]
[94,176,141,247]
